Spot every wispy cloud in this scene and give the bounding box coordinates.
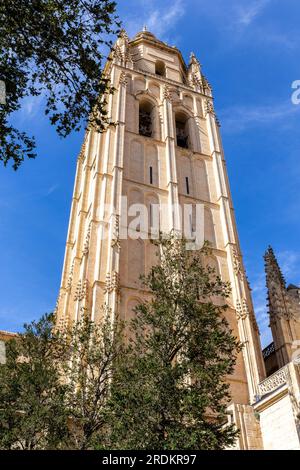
[20,93,45,118]
[124,0,185,40]
[147,0,185,38]
[44,184,59,197]
[12,92,46,127]
[189,0,271,30]
[187,0,297,51]
[255,29,299,49]
[277,250,300,283]
[235,0,271,27]
[219,101,300,133]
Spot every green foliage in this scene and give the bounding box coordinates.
[108,236,241,450]
[0,237,242,450]
[0,309,125,450]
[0,0,120,169]
[59,309,125,449]
[0,313,68,449]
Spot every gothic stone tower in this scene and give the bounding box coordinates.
[265,247,300,369]
[55,29,266,447]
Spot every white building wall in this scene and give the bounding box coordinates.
[259,393,300,450]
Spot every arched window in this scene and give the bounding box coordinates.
[175,112,189,149]
[155,60,166,77]
[139,100,153,138]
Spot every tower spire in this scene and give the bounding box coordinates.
[189,51,199,65]
[263,246,300,370]
[264,246,286,289]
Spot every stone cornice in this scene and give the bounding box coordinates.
[124,129,214,161]
[115,64,213,100]
[254,386,288,412]
[129,34,187,71]
[123,177,168,195]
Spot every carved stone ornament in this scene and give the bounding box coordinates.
[111,214,121,249]
[113,44,124,63]
[57,314,69,331]
[112,30,134,67]
[66,260,75,291]
[78,140,87,163]
[205,99,220,126]
[205,99,215,116]
[236,299,249,321]
[83,221,92,256]
[189,72,202,90]
[54,291,62,316]
[104,272,111,293]
[125,49,134,65]
[202,75,213,95]
[119,29,130,43]
[74,279,88,302]
[119,71,128,87]
[112,271,120,293]
[163,84,172,101]
[233,247,245,280]
[104,271,120,294]
[258,365,290,397]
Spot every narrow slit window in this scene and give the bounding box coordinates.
[186,177,190,195]
[150,166,153,184]
[150,203,153,227]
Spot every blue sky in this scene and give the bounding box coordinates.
[1,0,300,347]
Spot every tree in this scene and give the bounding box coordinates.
[0,309,126,450]
[0,314,68,450]
[108,236,241,450]
[0,0,120,170]
[60,309,125,450]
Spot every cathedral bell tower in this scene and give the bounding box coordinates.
[55,29,266,445]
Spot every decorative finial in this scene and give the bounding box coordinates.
[143,25,147,32]
[119,28,129,41]
[189,51,199,66]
